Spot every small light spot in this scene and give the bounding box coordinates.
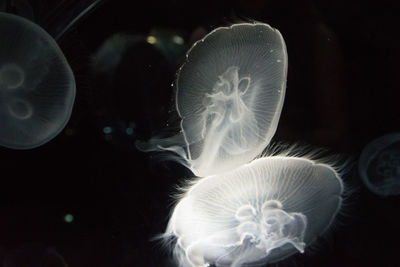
[147,36,157,44]
[126,127,134,135]
[172,35,184,45]
[277,59,282,63]
[64,214,74,223]
[270,49,274,53]
[103,126,112,134]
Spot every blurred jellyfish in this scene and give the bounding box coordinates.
[139,23,287,177]
[164,156,343,267]
[92,33,145,74]
[0,12,75,149]
[92,32,173,146]
[3,245,68,267]
[359,133,400,196]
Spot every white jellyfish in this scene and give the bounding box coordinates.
[139,22,345,267]
[165,156,343,267]
[0,12,75,149]
[140,23,287,177]
[359,133,400,196]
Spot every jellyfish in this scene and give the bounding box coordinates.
[3,244,68,267]
[0,12,75,149]
[164,156,343,267]
[139,23,287,177]
[138,22,345,267]
[359,133,400,196]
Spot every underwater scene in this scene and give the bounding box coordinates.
[0,0,398,266]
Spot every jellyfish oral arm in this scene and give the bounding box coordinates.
[184,66,260,176]
[165,156,343,267]
[172,197,307,267]
[143,23,289,177]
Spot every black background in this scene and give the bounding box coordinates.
[0,0,399,266]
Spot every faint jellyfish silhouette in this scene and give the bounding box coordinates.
[3,245,68,267]
[0,12,75,149]
[138,23,287,177]
[92,33,145,74]
[359,133,400,196]
[164,156,343,267]
[92,32,173,149]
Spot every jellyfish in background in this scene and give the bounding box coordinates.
[138,23,344,267]
[140,23,287,177]
[359,133,400,196]
[3,244,68,267]
[166,156,343,267]
[0,12,75,149]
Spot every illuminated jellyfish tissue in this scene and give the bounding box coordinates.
[139,23,344,266]
[0,12,75,149]
[140,23,286,177]
[168,156,343,267]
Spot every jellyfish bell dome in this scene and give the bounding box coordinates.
[139,23,287,177]
[0,12,75,149]
[359,133,400,197]
[165,156,343,267]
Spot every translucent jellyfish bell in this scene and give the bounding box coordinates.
[0,12,75,149]
[359,133,400,196]
[141,23,287,177]
[165,156,343,267]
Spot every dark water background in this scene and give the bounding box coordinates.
[0,0,399,266]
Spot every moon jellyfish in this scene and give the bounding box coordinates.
[0,12,75,149]
[359,133,400,196]
[139,22,345,267]
[140,23,287,177]
[165,156,343,267]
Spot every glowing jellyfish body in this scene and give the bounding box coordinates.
[143,23,287,177]
[359,133,400,196]
[0,12,75,149]
[141,22,345,267]
[166,156,343,267]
